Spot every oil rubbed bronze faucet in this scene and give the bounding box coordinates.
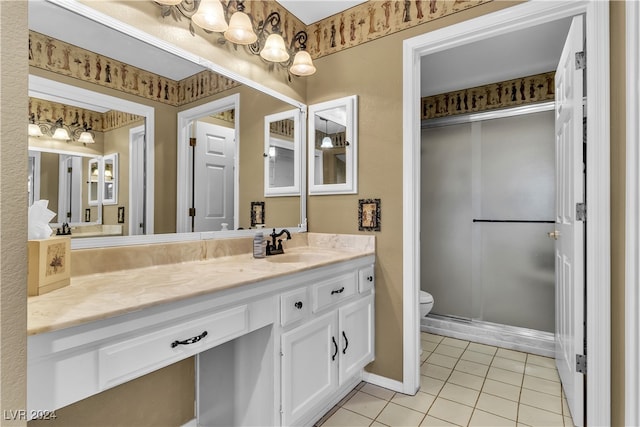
[266,228,291,256]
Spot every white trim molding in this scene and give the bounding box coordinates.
[625,1,640,425]
[403,2,610,425]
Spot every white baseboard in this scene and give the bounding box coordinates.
[362,371,405,394]
[422,315,555,358]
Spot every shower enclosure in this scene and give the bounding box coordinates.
[420,108,556,334]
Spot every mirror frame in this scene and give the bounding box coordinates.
[308,95,358,195]
[264,108,303,197]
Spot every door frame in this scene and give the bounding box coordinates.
[176,94,240,233]
[402,2,610,425]
[625,1,640,425]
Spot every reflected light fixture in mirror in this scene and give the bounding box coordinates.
[77,129,95,144]
[155,0,182,4]
[320,118,333,148]
[51,119,71,141]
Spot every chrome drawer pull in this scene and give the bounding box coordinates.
[171,331,208,348]
[331,287,345,295]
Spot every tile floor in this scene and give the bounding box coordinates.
[315,332,575,427]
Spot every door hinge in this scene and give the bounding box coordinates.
[67,166,73,173]
[189,137,197,147]
[188,207,196,217]
[576,203,586,221]
[576,354,587,374]
[575,51,586,70]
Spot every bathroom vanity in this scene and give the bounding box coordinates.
[27,234,375,426]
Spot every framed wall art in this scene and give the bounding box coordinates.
[251,201,265,227]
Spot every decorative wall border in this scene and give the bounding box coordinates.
[29,96,144,132]
[420,71,555,120]
[308,0,493,58]
[29,30,239,108]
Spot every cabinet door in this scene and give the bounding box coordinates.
[281,311,337,426]
[338,294,374,385]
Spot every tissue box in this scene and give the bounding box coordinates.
[28,236,71,296]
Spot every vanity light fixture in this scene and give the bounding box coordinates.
[224,1,257,45]
[155,0,316,77]
[191,0,228,33]
[320,117,333,148]
[28,115,96,144]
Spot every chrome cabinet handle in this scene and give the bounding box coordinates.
[294,301,303,309]
[171,331,208,348]
[331,287,345,295]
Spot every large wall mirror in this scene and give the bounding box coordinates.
[308,95,358,195]
[28,0,307,247]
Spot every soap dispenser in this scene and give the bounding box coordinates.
[253,232,265,258]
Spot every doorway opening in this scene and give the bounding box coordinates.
[402,2,610,426]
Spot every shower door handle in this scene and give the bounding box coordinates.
[547,230,560,240]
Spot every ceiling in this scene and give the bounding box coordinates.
[30,1,574,102]
[275,0,367,25]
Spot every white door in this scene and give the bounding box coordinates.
[281,312,337,426]
[554,15,585,427]
[338,294,374,385]
[129,125,146,235]
[194,121,235,232]
[58,155,82,223]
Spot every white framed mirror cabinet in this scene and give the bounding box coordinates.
[308,95,358,195]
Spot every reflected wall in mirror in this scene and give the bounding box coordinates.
[308,95,358,195]
[264,109,301,197]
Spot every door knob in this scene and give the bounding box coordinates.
[547,230,560,240]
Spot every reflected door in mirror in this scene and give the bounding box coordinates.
[264,109,301,197]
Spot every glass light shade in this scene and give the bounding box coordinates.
[192,0,228,32]
[155,0,182,5]
[52,127,70,140]
[28,123,43,137]
[290,50,316,76]
[260,34,289,62]
[224,11,257,45]
[321,136,333,148]
[105,168,113,181]
[78,131,95,144]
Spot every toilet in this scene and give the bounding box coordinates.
[420,290,434,317]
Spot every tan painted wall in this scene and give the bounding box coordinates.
[0,1,28,425]
[610,2,626,425]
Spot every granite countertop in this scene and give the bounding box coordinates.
[28,238,374,336]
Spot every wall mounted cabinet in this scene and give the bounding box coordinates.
[308,95,358,195]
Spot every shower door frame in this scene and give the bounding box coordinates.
[402,2,610,426]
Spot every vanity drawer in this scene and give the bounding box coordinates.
[281,288,309,327]
[98,305,248,389]
[358,265,375,293]
[312,272,357,313]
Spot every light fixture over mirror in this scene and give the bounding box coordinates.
[155,0,316,77]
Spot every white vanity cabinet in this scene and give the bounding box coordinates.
[281,266,375,426]
[27,252,375,426]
